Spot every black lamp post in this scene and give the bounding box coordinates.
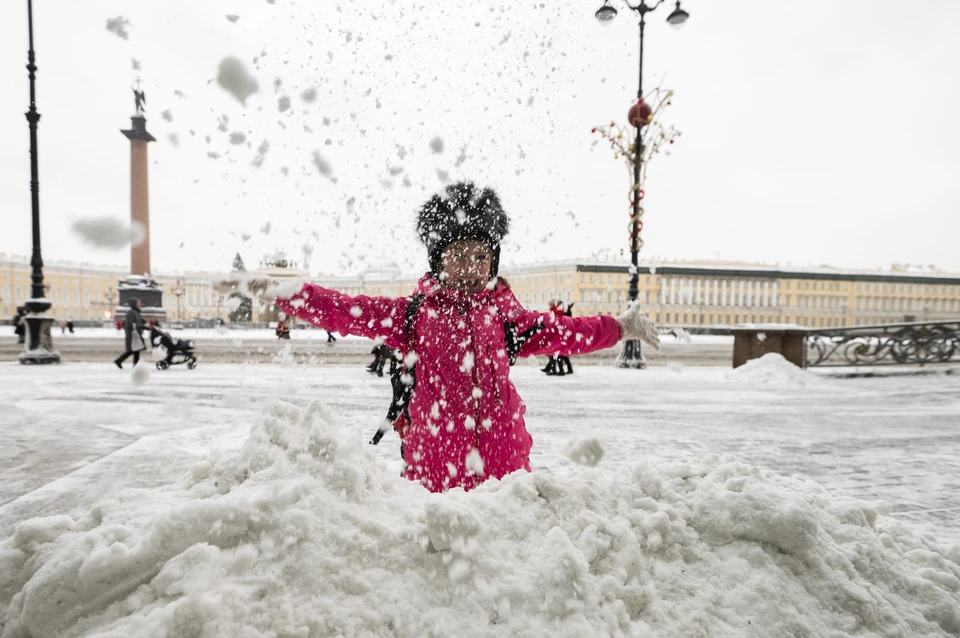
[596,0,689,368]
[20,0,60,364]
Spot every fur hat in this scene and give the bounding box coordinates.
[416,182,510,278]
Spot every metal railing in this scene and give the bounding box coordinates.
[805,320,960,367]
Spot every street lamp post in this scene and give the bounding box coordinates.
[597,0,689,368]
[174,278,185,321]
[20,0,60,364]
[104,286,114,320]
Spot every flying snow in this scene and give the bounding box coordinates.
[312,151,334,179]
[105,16,131,40]
[561,436,605,466]
[216,57,259,105]
[226,14,240,23]
[300,87,317,103]
[130,362,151,386]
[429,136,444,154]
[229,131,247,145]
[72,217,145,250]
[251,140,270,167]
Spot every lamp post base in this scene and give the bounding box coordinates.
[19,310,61,365]
[616,338,646,369]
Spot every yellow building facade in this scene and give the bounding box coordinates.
[502,261,960,328]
[1,255,223,323]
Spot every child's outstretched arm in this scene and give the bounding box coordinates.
[275,283,409,349]
[499,290,659,357]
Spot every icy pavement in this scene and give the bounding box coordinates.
[1,359,958,542]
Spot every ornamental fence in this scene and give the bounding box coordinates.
[804,320,960,368]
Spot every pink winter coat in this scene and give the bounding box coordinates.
[278,274,622,493]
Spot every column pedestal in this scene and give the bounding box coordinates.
[20,299,61,364]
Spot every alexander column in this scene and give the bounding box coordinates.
[117,81,165,323]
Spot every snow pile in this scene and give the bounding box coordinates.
[726,353,820,386]
[71,218,145,250]
[2,400,959,637]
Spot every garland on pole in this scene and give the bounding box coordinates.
[591,86,680,250]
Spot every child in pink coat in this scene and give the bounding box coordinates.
[276,182,660,493]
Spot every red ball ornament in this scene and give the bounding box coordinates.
[628,98,652,128]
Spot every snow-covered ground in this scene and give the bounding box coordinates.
[1,357,959,636]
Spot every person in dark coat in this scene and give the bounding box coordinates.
[557,302,575,375]
[542,300,566,376]
[114,298,147,368]
[326,331,337,343]
[13,306,27,344]
[366,343,393,377]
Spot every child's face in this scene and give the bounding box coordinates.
[440,240,492,294]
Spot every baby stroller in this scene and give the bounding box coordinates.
[150,327,198,370]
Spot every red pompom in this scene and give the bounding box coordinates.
[628,99,653,128]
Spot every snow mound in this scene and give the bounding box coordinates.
[726,353,820,386]
[2,400,959,637]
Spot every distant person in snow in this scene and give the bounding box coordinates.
[276,318,291,339]
[326,330,337,343]
[541,299,574,376]
[13,306,27,344]
[114,298,147,369]
[366,343,393,377]
[558,302,575,375]
[270,181,661,493]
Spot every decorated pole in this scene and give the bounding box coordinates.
[618,11,649,368]
[593,0,689,368]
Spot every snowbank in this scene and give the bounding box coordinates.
[2,400,959,637]
[726,353,821,386]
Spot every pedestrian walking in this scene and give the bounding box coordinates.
[114,299,147,369]
[13,306,27,344]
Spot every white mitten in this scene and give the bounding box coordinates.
[615,303,661,351]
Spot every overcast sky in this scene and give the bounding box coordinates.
[1,0,958,276]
